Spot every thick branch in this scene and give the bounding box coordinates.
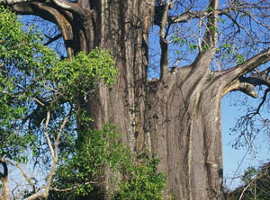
[222,79,258,98]
[0,159,8,178]
[240,67,270,88]
[190,0,219,73]
[223,47,270,82]
[223,67,270,98]
[167,10,208,24]
[10,2,74,58]
[154,2,174,26]
[51,0,89,19]
[201,0,219,51]
[159,0,170,80]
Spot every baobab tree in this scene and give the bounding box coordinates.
[1,0,270,200]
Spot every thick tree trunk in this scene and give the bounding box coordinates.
[148,67,225,199]
[81,1,225,200]
[88,0,154,153]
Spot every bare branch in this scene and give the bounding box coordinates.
[42,111,54,158]
[4,160,36,193]
[33,97,45,107]
[23,109,71,200]
[255,88,270,114]
[168,10,208,24]
[50,181,99,193]
[53,106,72,163]
[23,192,46,200]
[222,13,253,39]
[44,34,62,46]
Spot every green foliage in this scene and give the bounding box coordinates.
[189,44,197,52]
[216,43,246,64]
[114,157,166,200]
[0,6,57,162]
[51,124,129,196]
[218,18,226,24]
[50,49,116,100]
[50,123,166,200]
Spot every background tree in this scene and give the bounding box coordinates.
[227,162,270,200]
[1,0,270,200]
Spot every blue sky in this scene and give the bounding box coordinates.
[222,93,269,189]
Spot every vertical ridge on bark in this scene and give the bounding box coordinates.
[148,68,226,200]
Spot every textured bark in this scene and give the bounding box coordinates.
[0,161,10,200]
[3,0,270,199]
[148,66,225,199]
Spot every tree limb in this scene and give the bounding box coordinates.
[4,159,36,193]
[10,2,74,58]
[167,10,208,24]
[222,79,258,98]
[240,67,270,87]
[223,47,270,83]
[50,181,99,193]
[23,108,71,200]
[222,66,270,98]
[191,0,219,73]
[50,0,89,19]
[44,34,62,46]
[159,0,170,80]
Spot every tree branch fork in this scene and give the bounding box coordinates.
[0,106,72,200]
